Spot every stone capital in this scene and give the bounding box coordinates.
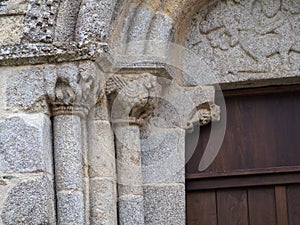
[46,63,101,118]
[106,73,162,126]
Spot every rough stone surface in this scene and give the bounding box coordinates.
[53,115,83,191]
[143,184,185,225]
[0,16,24,46]
[23,0,60,43]
[57,191,85,225]
[145,13,173,55]
[0,0,298,225]
[88,120,115,178]
[126,7,154,54]
[90,178,117,225]
[141,128,185,184]
[6,65,50,112]
[0,42,107,67]
[76,0,117,42]
[185,0,300,86]
[0,0,29,16]
[118,195,144,225]
[115,124,143,191]
[55,0,82,42]
[0,114,53,173]
[1,175,56,225]
[149,83,216,129]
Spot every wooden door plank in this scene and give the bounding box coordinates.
[287,185,300,225]
[217,189,249,225]
[248,187,277,225]
[275,186,288,225]
[186,191,217,225]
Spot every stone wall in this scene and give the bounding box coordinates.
[0,0,299,224]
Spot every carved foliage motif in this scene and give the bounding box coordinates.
[186,0,300,76]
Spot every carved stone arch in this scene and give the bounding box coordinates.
[110,0,209,54]
[55,0,121,43]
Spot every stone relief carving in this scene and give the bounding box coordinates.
[186,0,300,79]
[148,83,220,129]
[106,74,162,125]
[46,64,98,117]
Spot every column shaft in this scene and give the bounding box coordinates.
[115,123,144,225]
[53,115,85,225]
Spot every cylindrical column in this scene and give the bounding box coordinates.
[114,121,144,225]
[53,114,85,225]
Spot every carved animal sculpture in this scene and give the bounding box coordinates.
[199,0,300,66]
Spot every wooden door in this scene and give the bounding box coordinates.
[186,85,300,225]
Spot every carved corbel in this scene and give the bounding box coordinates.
[148,83,221,130]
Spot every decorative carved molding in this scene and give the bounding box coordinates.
[107,73,162,125]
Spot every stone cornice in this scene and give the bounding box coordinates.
[0,42,108,67]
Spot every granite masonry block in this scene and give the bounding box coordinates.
[5,65,54,112]
[143,184,185,225]
[76,0,117,42]
[0,114,53,174]
[88,120,115,178]
[0,16,24,46]
[1,175,56,225]
[118,195,144,225]
[141,128,185,184]
[57,190,85,225]
[90,178,117,225]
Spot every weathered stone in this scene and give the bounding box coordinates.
[55,0,82,42]
[185,0,300,86]
[90,178,117,225]
[118,195,144,225]
[57,190,85,225]
[115,124,143,190]
[1,175,56,225]
[143,184,185,225]
[126,7,154,54]
[0,43,107,67]
[88,120,115,178]
[76,0,117,42]
[150,83,216,128]
[141,128,185,184]
[6,65,50,112]
[23,0,60,43]
[0,114,53,173]
[145,13,173,55]
[0,16,24,46]
[0,0,29,16]
[53,115,83,191]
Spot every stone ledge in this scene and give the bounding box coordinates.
[0,41,108,66]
